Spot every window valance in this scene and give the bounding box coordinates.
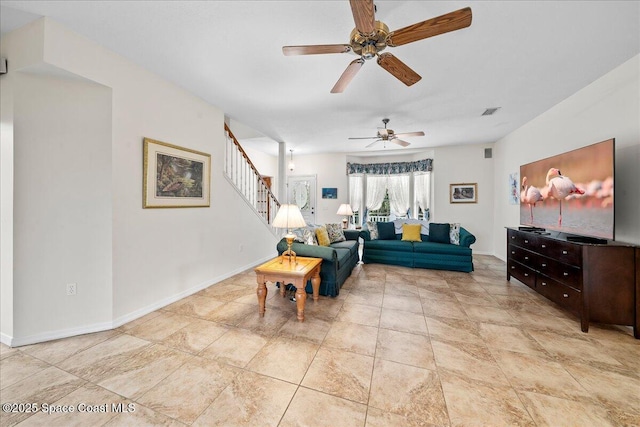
[347,158,433,175]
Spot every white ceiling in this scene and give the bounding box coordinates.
[1,1,639,157]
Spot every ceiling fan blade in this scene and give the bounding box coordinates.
[331,58,364,93]
[394,131,425,138]
[366,140,381,148]
[377,53,421,86]
[388,7,472,47]
[348,136,378,140]
[349,0,376,35]
[282,44,352,56]
[393,139,411,147]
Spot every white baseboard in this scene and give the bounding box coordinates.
[5,254,277,348]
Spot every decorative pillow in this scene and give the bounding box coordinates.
[303,228,317,245]
[291,227,307,243]
[377,221,396,240]
[449,223,461,245]
[401,224,422,242]
[325,223,346,243]
[429,223,451,244]
[316,226,331,247]
[366,221,379,240]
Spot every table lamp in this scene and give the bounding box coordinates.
[336,203,354,229]
[272,204,306,263]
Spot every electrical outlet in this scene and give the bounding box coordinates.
[66,283,77,296]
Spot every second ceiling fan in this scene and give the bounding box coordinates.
[349,118,425,148]
[282,0,472,93]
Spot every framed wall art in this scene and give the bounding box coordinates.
[143,137,211,208]
[450,183,477,204]
[322,188,338,199]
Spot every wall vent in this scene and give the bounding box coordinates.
[481,107,500,116]
[484,148,493,159]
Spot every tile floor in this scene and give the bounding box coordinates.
[1,255,639,426]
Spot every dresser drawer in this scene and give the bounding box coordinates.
[536,239,581,266]
[537,258,582,289]
[537,275,581,314]
[508,230,539,249]
[508,245,539,266]
[507,260,536,289]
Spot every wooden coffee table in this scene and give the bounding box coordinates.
[254,256,322,322]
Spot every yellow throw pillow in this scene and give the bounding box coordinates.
[316,226,331,247]
[401,223,422,242]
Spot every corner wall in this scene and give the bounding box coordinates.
[493,55,640,260]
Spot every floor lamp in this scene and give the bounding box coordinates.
[273,204,306,263]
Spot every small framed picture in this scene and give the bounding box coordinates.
[143,137,211,208]
[450,183,477,204]
[322,188,337,199]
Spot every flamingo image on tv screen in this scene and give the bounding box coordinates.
[519,139,614,240]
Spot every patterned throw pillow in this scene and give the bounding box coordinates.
[303,228,317,245]
[316,226,331,246]
[291,227,307,243]
[325,223,346,243]
[366,221,379,240]
[450,223,461,245]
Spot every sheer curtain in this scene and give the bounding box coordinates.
[414,172,431,216]
[366,175,388,211]
[388,174,410,217]
[349,175,363,213]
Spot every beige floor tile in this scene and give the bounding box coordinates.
[518,391,617,427]
[160,318,229,354]
[300,296,346,321]
[301,347,373,403]
[376,328,435,370]
[0,343,19,360]
[382,293,424,314]
[103,402,186,426]
[163,294,226,319]
[0,366,85,426]
[199,328,267,367]
[462,303,520,325]
[421,298,468,320]
[439,370,535,427]
[431,338,509,386]
[18,330,121,366]
[369,358,448,426]
[528,330,625,366]
[336,303,381,327]
[193,370,297,427]
[0,352,50,390]
[126,312,194,342]
[246,336,318,384]
[276,316,332,344]
[417,286,457,302]
[478,323,547,356]
[453,290,500,307]
[280,386,367,427]
[425,315,485,346]
[199,283,253,302]
[93,344,191,400]
[344,289,384,307]
[323,321,378,356]
[365,407,429,427]
[236,306,293,337]
[384,281,419,298]
[379,307,428,335]
[491,349,590,400]
[204,301,257,326]
[116,311,162,332]
[506,308,578,332]
[138,357,239,424]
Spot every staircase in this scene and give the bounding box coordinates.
[224,124,280,231]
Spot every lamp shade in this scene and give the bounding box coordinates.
[273,204,306,230]
[336,204,354,216]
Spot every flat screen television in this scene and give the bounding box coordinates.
[519,138,614,241]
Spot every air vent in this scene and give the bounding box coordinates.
[481,107,500,116]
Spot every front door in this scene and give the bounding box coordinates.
[288,175,316,225]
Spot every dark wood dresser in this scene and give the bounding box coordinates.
[506,227,638,338]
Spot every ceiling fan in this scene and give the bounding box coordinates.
[349,118,425,148]
[282,0,472,93]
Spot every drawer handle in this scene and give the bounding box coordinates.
[524,256,529,260]
[541,282,547,286]
[563,293,569,298]
[511,236,515,239]
[511,251,515,254]
[524,240,529,243]
[541,244,546,248]
[562,250,568,255]
[524,273,529,277]
[541,263,547,267]
[563,272,569,276]
[511,266,515,269]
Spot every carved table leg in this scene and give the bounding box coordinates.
[256,276,267,317]
[311,268,321,302]
[280,281,286,298]
[295,283,307,322]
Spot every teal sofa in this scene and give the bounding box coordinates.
[276,229,360,297]
[361,224,476,272]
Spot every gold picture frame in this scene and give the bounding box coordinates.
[450,183,477,204]
[143,137,211,208]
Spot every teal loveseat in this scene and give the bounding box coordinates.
[361,224,476,272]
[276,229,360,297]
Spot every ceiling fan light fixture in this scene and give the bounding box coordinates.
[361,43,377,60]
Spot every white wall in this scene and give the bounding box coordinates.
[493,55,640,260]
[1,18,278,345]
